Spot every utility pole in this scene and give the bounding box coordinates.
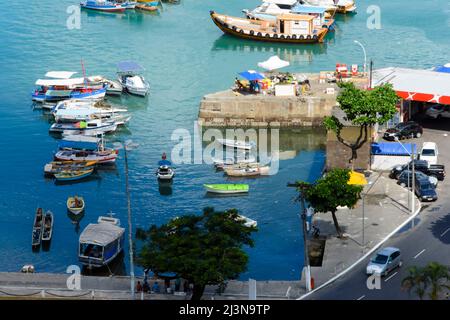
[411,139,415,227]
[124,145,135,300]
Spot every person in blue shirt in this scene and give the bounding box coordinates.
[152,281,160,293]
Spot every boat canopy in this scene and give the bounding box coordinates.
[434,63,450,74]
[258,56,290,71]
[292,5,327,14]
[117,61,144,73]
[238,70,266,81]
[45,71,78,79]
[263,0,298,5]
[158,159,172,166]
[35,77,86,87]
[79,222,124,246]
[371,142,417,156]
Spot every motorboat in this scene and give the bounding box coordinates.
[224,165,270,177]
[103,79,124,95]
[243,0,301,20]
[236,215,258,228]
[213,155,257,170]
[67,196,86,215]
[55,149,119,164]
[301,0,356,13]
[80,1,126,12]
[79,215,125,267]
[117,61,150,96]
[32,208,44,249]
[49,119,119,134]
[217,139,255,150]
[41,211,54,242]
[210,11,329,44]
[204,184,249,194]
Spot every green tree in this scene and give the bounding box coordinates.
[297,168,363,238]
[324,82,398,165]
[402,262,450,300]
[136,207,257,300]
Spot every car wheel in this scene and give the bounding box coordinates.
[400,182,406,188]
[416,132,422,138]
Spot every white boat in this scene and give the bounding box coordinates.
[224,165,270,177]
[54,108,129,122]
[102,78,124,95]
[156,165,175,180]
[49,119,119,134]
[79,216,125,268]
[236,215,258,228]
[117,61,150,97]
[119,1,137,9]
[55,149,118,164]
[217,139,255,150]
[53,99,128,113]
[302,0,356,13]
[243,0,301,20]
[213,155,257,170]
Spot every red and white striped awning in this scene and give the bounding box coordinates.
[372,67,450,105]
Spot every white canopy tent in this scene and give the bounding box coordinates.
[45,71,78,79]
[257,56,290,71]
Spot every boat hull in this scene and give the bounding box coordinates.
[80,3,126,13]
[54,169,94,181]
[55,150,118,164]
[210,11,328,44]
[204,184,249,194]
[67,197,86,215]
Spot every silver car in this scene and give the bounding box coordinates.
[366,247,402,276]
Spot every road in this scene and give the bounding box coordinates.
[306,122,450,300]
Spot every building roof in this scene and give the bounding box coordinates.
[372,67,450,105]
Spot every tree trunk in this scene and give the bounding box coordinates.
[190,283,206,300]
[331,210,343,238]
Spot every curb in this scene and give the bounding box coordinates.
[297,189,422,300]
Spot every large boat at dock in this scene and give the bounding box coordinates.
[210,11,329,44]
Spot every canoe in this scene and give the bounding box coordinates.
[41,211,54,242]
[32,208,44,248]
[204,184,249,194]
[54,168,94,181]
[67,196,86,215]
[224,166,270,177]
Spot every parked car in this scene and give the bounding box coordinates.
[419,142,438,165]
[415,178,438,202]
[390,160,445,181]
[366,247,402,276]
[425,104,450,119]
[383,121,423,141]
[397,170,438,188]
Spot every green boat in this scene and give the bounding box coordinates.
[204,184,249,194]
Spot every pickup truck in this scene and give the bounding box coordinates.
[390,160,445,181]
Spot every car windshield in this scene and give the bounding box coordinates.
[371,254,388,264]
[421,183,434,191]
[396,123,408,129]
[422,149,435,156]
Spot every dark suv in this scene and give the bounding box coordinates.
[415,178,438,202]
[383,121,423,141]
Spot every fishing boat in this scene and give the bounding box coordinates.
[224,165,270,177]
[44,160,97,175]
[217,139,255,150]
[117,61,150,96]
[41,211,54,242]
[118,1,137,9]
[204,184,249,194]
[32,208,44,249]
[54,168,95,181]
[135,4,159,11]
[49,119,119,134]
[80,1,126,12]
[67,196,86,215]
[236,215,257,228]
[79,215,125,267]
[210,11,328,43]
[55,149,119,164]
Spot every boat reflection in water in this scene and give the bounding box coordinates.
[158,180,173,196]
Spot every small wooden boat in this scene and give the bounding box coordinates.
[224,165,270,177]
[236,215,257,228]
[217,138,255,150]
[32,208,44,249]
[44,160,97,175]
[54,168,94,181]
[41,211,54,242]
[204,184,249,194]
[80,1,126,13]
[219,162,260,171]
[210,11,329,44]
[54,149,118,164]
[67,196,86,215]
[135,4,158,11]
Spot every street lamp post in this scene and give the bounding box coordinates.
[394,136,416,219]
[354,40,367,80]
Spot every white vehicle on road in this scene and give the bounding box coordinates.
[426,104,450,119]
[419,142,439,165]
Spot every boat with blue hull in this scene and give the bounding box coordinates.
[79,216,125,268]
[80,1,126,13]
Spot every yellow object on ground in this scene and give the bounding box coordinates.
[348,171,368,185]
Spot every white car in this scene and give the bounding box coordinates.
[426,104,450,119]
[419,142,438,165]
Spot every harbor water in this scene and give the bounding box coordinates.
[0,0,449,280]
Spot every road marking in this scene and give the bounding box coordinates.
[414,249,426,259]
[356,295,365,300]
[384,271,398,282]
[440,228,450,238]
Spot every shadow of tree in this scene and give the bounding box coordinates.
[429,213,450,245]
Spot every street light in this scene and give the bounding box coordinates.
[354,40,367,78]
[394,136,416,220]
[114,140,139,299]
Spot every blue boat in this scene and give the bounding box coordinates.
[79,216,125,268]
[80,1,126,13]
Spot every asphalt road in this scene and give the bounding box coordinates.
[306,120,450,300]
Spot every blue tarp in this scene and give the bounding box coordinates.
[117,61,144,73]
[434,65,450,73]
[371,142,417,156]
[158,160,172,166]
[58,140,98,151]
[292,5,327,14]
[238,71,265,81]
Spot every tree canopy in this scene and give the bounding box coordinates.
[402,262,450,300]
[297,168,363,238]
[136,207,257,300]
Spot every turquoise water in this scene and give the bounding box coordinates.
[0,0,448,280]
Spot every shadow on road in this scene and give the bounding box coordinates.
[429,213,450,244]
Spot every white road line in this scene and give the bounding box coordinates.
[414,249,426,259]
[384,271,398,282]
[440,228,450,238]
[356,295,365,300]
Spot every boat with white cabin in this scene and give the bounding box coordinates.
[117,61,150,97]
